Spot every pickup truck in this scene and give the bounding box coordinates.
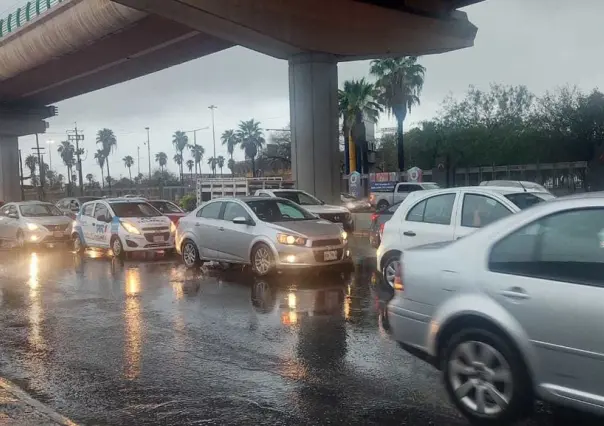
[369,182,440,211]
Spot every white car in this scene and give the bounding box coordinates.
[72,198,176,258]
[387,192,604,425]
[254,189,354,231]
[0,201,72,247]
[377,186,553,287]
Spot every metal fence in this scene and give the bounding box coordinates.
[24,185,197,203]
[0,0,64,38]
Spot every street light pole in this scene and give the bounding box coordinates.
[208,105,217,177]
[46,140,55,170]
[183,126,210,176]
[137,146,140,176]
[145,127,151,180]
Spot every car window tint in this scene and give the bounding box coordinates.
[423,194,456,225]
[461,194,512,228]
[397,185,414,193]
[386,203,401,214]
[489,208,604,285]
[94,204,109,220]
[82,204,94,217]
[278,202,307,219]
[406,200,426,222]
[0,205,9,216]
[505,193,547,210]
[198,202,222,219]
[223,202,249,221]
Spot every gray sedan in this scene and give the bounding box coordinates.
[0,201,72,247]
[176,197,352,275]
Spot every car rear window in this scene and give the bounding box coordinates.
[504,193,550,210]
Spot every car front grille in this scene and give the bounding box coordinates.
[144,232,170,242]
[313,249,343,263]
[311,238,341,248]
[43,224,70,232]
[319,213,350,224]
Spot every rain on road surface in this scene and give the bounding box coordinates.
[0,248,598,425]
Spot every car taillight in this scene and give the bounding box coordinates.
[393,260,404,291]
[371,213,379,223]
[379,223,385,236]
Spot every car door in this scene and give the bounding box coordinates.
[454,192,516,240]
[92,203,111,247]
[78,203,96,244]
[216,201,256,262]
[397,192,458,249]
[485,207,604,400]
[192,201,223,259]
[0,204,13,240]
[2,205,21,241]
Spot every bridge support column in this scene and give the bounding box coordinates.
[0,135,20,202]
[289,53,340,204]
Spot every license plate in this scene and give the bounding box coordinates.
[153,235,164,243]
[53,231,63,238]
[324,250,337,261]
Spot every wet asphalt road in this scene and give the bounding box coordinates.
[0,246,599,425]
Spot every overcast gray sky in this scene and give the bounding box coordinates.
[7,0,604,180]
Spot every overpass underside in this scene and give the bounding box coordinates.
[0,0,481,202]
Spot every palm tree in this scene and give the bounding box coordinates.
[217,155,225,176]
[221,129,238,161]
[186,159,194,174]
[94,149,106,188]
[189,144,205,176]
[172,131,189,183]
[370,57,426,171]
[122,155,134,181]
[207,157,217,176]
[85,173,94,187]
[58,141,76,195]
[228,158,236,176]
[236,119,265,177]
[173,153,183,176]
[96,128,117,192]
[338,78,382,174]
[25,155,38,187]
[155,152,168,172]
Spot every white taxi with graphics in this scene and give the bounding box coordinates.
[72,198,176,258]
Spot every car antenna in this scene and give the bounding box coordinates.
[518,181,527,192]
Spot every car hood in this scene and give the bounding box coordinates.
[122,216,172,228]
[25,216,72,226]
[268,220,343,238]
[303,205,350,214]
[165,212,187,217]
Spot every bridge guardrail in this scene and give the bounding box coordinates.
[0,0,64,39]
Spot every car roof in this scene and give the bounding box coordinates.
[104,198,148,203]
[210,196,292,203]
[13,200,54,205]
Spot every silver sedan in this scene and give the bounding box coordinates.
[176,196,352,275]
[0,201,73,248]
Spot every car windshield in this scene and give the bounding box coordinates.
[110,202,161,218]
[19,204,63,217]
[148,201,183,214]
[504,192,553,209]
[246,199,316,222]
[274,191,321,205]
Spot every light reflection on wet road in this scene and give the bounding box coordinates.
[0,249,599,425]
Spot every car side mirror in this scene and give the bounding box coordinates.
[232,217,250,225]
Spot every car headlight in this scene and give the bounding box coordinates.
[120,221,140,235]
[26,223,40,231]
[341,231,348,241]
[277,233,307,246]
[170,221,176,234]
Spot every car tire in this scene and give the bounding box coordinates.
[251,243,275,276]
[381,252,401,288]
[181,239,202,268]
[442,327,533,426]
[110,236,126,260]
[73,233,85,254]
[377,200,389,211]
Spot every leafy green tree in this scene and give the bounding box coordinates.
[172,130,189,183]
[370,57,425,171]
[122,155,134,181]
[236,119,265,177]
[25,155,38,187]
[85,173,94,187]
[228,158,236,176]
[96,128,117,192]
[207,157,217,175]
[338,78,382,173]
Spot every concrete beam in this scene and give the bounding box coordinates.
[0,135,20,202]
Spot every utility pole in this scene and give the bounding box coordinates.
[208,105,217,176]
[32,134,46,200]
[18,149,25,201]
[145,127,151,180]
[67,123,85,196]
[46,140,55,170]
[137,146,140,176]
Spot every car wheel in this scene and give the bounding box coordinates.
[181,240,201,268]
[110,236,125,260]
[377,200,389,211]
[251,243,274,276]
[442,328,533,426]
[15,230,25,249]
[381,253,401,288]
[73,233,85,253]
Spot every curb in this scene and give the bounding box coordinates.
[0,377,78,426]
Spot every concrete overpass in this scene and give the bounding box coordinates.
[0,0,483,202]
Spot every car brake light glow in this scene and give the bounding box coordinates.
[379,223,385,236]
[393,261,404,291]
[371,213,378,222]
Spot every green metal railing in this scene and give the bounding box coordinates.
[0,0,64,38]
